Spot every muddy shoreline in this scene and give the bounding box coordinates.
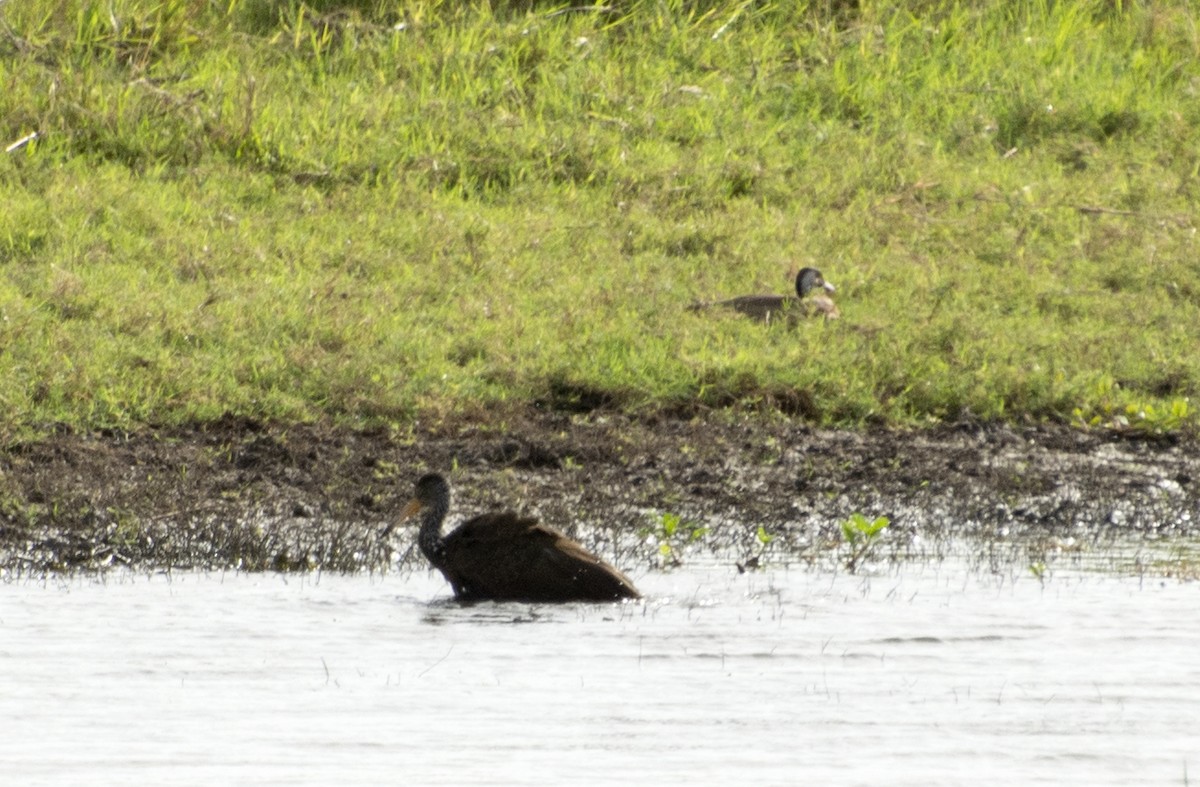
[1,411,1196,575]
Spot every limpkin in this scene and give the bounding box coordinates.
[397,473,640,603]
[691,267,839,324]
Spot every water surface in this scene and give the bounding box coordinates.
[2,554,1196,785]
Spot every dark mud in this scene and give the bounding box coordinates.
[1,412,1197,576]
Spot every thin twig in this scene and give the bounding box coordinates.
[1076,204,1192,228]
[545,5,616,18]
[141,502,229,522]
[1076,204,1141,218]
[418,646,454,678]
[5,131,39,153]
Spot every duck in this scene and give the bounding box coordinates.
[690,267,839,324]
[395,473,640,603]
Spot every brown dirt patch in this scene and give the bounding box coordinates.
[1,411,1196,575]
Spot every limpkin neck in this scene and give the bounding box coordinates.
[417,493,451,569]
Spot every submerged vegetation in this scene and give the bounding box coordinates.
[1,0,1198,437]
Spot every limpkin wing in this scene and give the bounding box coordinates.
[441,513,639,602]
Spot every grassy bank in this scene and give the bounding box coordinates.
[1,0,1197,437]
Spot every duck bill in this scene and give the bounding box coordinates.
[822,280,836,293]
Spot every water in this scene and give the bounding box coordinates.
[2,555,1197,786]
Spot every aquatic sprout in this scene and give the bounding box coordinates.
[643,511,708,568]
[841,513,890,573]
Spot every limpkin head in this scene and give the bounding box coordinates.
[795,267,836,298]
[401,473,451,520]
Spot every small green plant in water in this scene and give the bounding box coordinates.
[841,513,890,573]
[643,511,707,568]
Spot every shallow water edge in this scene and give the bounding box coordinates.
[1,413,1196,576]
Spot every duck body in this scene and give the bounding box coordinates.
[404,473,640,603]
[692,267,839,324]
[706,292,840,323]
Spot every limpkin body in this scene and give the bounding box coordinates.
[402,473,640,603]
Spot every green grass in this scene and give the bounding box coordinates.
[1,0,1198,437]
